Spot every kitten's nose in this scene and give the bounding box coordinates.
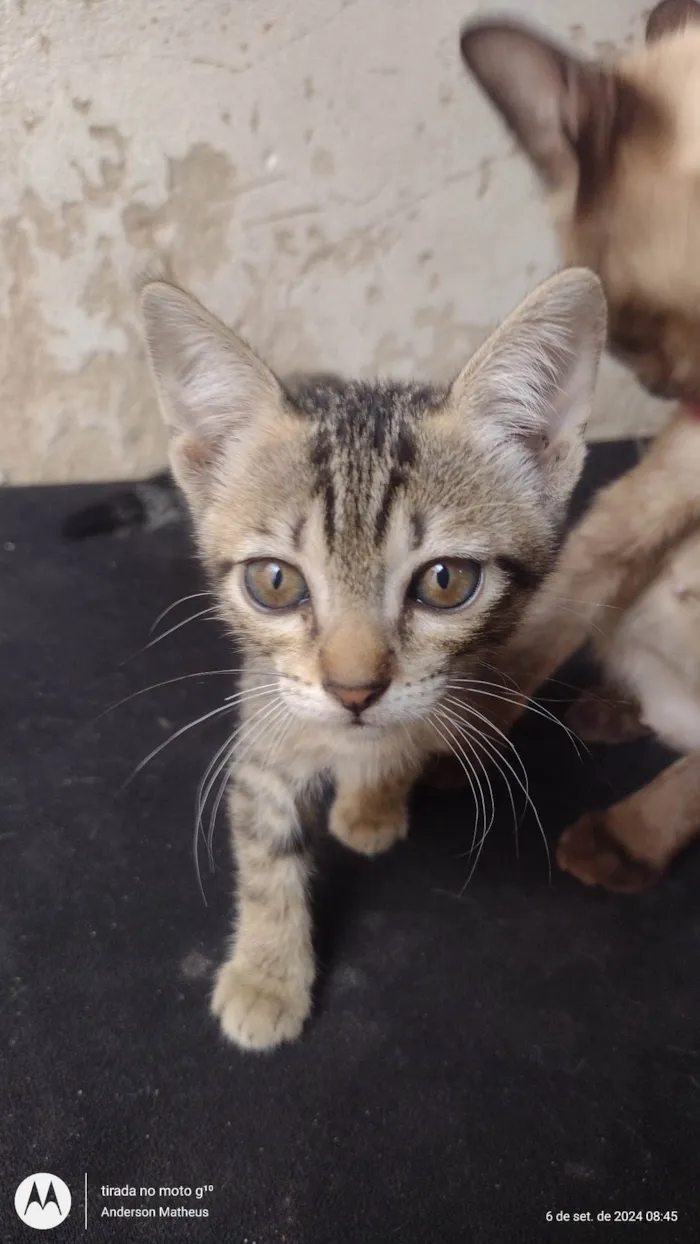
[324,679,390,714]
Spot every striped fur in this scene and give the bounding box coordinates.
[141,272,605,1050]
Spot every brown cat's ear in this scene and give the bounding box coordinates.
[141,281,282,505]
[460,20,636,202]
[452,268,607,507]
[646,0,700,42]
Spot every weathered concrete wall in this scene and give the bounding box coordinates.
[3,0,661,484]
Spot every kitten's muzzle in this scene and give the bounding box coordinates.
[323,678,390,716]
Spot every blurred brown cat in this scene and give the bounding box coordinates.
[461,0,700,892]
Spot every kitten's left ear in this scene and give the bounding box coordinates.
[451,268,607,504]
[141,281,283,505]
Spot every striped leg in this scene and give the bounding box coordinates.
[211,765,314,1051]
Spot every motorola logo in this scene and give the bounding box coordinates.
[14,1174,72,1230]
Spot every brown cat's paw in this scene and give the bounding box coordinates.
[565,691,651,744]
[557,813,661,893]
[329,800,408,855]
[211,960,311,1051]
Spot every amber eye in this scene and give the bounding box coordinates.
[408,558,482,610]
[244,559,309,610]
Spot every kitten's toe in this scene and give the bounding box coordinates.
[557,813,660,893]
[211,961,311,1051]
[329,804,408,855]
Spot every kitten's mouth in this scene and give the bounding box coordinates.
[346,717,381,733]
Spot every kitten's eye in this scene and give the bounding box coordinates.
[409,558,482,610]
[244,559,309,610]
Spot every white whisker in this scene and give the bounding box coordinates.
[474,656,589,697]
[92,668,250,726]
[439,703,522,861]
[427,712,486,850]
[205,699,289,865]
[444,694,532,809]
[125,684,278,787]
[144,605,220,650]
[149,591,212,635]
[196,730,242,869]
[446,678,585,756]
[534,590,621,611]
[193,694,284,898]
[444,696,552,885]
[264,705,295,771]
[433,706,495,858]
[437,709,496,891]
[195,692,281,840]
[535,598,608,637]
[473,655,522,693]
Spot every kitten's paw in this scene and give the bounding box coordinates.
[565,690,650,744]
[557,813,660,893]
[211,960,311,1051]
[329,800,408,855]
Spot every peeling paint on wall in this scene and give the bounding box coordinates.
[122,145,237,279]
[3,0,664,484]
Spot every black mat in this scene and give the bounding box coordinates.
[3,443,699,1243]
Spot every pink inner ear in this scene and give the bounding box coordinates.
[179,434,216,471]
[523,432,550,457]
[646,0,700,43]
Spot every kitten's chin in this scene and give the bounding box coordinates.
[286,705,390,739]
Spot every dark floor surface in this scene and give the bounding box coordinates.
[2,442,699,1243]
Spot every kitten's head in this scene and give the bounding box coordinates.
[462,0,700,405]
[141,272,604,736]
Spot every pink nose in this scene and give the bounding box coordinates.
[324,679,390,714]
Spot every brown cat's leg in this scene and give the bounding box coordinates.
[212,774,314,1051]
[557,749,700,892]
[565,685,650,744]
[329,768,413,855]
[493,413,700,733]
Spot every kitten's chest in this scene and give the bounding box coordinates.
[270,717,438,787]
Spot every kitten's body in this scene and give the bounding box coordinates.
[462,0,700,891]
[140,272,604,1048]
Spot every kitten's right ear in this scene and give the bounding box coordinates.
[141,281,282,505]
[452,268,607,511]
[459,20,632,200]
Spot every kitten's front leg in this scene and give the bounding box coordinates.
[212,769,314,1052]
[491,413,700,733]
[329,767,413,856]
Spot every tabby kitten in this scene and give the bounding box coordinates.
[141,270,605,1050]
